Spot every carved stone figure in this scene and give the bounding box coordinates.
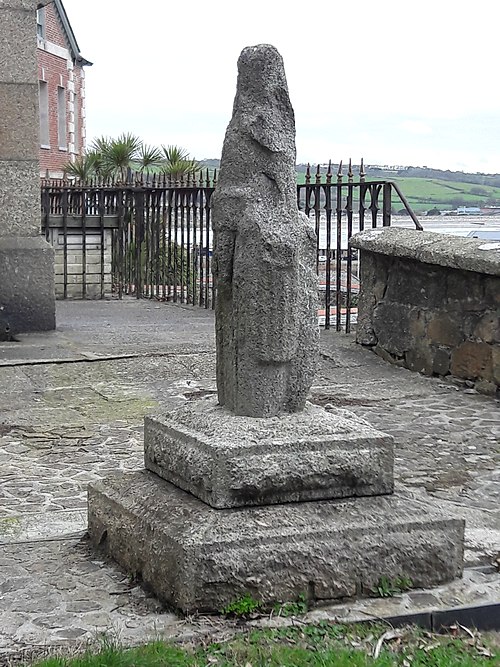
[212,44,319,417]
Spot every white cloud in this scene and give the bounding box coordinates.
[399,121,433,136]
[65,0,500,173]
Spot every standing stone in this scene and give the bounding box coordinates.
[0,0,55,335]
[212,44,318,418]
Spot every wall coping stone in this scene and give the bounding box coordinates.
[350,228,500,277]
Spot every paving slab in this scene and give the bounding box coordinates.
[0,300,215,365]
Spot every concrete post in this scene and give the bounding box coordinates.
[0,0,55,337]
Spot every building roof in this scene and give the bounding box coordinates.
[37,0,92,67]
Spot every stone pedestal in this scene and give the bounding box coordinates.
[88,400,465,613]
[0,0,55,335]
[89,468,464,614]
[144,399,394,508]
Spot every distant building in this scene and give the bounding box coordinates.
[481,207,500,215]
[467,230,500,240]
[456,206,481,215]
[36,0,91,178]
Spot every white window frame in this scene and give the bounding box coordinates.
[39,80,50,148]
[36,8,45,39]
[57,86,67,150]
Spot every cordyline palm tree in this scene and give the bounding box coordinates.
[63,134,138,181]
[137,143,164,173]
[63,136,200,182]
[63,152,102,180]
[92,132,142,181]
[62,158,85,180]
[161,144,200,181]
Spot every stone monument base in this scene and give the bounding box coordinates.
[144,399,394,508]
[0,236,55,335]
[88,470,464,614]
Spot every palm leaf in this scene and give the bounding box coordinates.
[137,144,163,171]
[161,145,190,164]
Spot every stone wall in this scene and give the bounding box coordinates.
[46,218,113,299]
[350,228,500,396]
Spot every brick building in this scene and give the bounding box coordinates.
[36,0,91,178]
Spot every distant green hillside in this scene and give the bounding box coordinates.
[201,161,500,213]
[293,170,500,214]
[382,176,500,213]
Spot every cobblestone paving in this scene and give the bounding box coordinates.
[0,302,499,656]
[315,338,500,566]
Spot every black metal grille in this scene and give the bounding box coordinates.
[41,164,421,331]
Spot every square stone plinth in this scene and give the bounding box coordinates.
[88,471,464,614]
[144,398,394,508]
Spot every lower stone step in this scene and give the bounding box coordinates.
[88,470,464,614]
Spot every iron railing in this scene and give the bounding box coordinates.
[42,172,215,305]
[297,160,422,330]
[41,162,422,331]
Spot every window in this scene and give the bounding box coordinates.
[73,93,79,153]
[57,86,67,149]
[39,81,49,147]
[36,8,45,39]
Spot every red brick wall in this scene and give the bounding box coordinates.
[37,3,86,178]
[44,2,66,48]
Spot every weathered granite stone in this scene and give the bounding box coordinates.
[211,44,318,418]
[0,236,55,333]
[0,1,55,332]
[144,398,394,508]
[0,0,38,12]
[0,82,39,160]
[0,3,38,83]
[88,471,465,614]
[88,45,465,615]
[0,160,41,236]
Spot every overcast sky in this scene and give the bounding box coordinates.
[64,0,500,174]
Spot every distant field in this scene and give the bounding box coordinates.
[202,164,500,214]
[386,176,500,213]
[295,173,500,213]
